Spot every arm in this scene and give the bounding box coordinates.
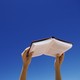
[20,47,33,80]
[54,54,64,80]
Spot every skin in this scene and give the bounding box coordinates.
[20,47,33,80]
[20,48,64,80]
[54,54,64,80]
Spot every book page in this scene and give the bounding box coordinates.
[45,39,72,57]
[29,39,52,57]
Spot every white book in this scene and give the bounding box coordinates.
[26,37,73,57]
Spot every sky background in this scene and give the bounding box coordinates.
[0,0,80,80]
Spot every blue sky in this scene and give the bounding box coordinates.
[0,0,80,80]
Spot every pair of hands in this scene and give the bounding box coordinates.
[22,47,64,68]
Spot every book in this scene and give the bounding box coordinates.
[26,37,73,57]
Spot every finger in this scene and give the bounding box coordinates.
[25,47,30,54]
[26,51,33,58]
[56,54,59,62]
[61,53,64,60]
[21,47,30,57]
[59,53,64,64]
[29,52,33,58]
[26,52,33,61]
[26,48,31,57]
[30,52,33,56]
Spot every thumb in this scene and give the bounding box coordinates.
[56,54,59,62]
[29,52,33,57]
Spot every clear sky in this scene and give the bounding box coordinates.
[0,0,80,80]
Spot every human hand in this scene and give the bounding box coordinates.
[21,47,33,66]
[55,53,64,69]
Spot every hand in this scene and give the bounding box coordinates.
[55,53,64,69]
[21,47,33,66]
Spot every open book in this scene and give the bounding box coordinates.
[26,37,72,57]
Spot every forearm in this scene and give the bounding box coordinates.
[20,64,29,80]
[55,67,62,80]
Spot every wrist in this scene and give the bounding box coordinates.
[55,66,60,70]
[23,63,29,69]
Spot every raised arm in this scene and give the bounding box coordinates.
[20,47,33,80]
[54,54,64,80]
